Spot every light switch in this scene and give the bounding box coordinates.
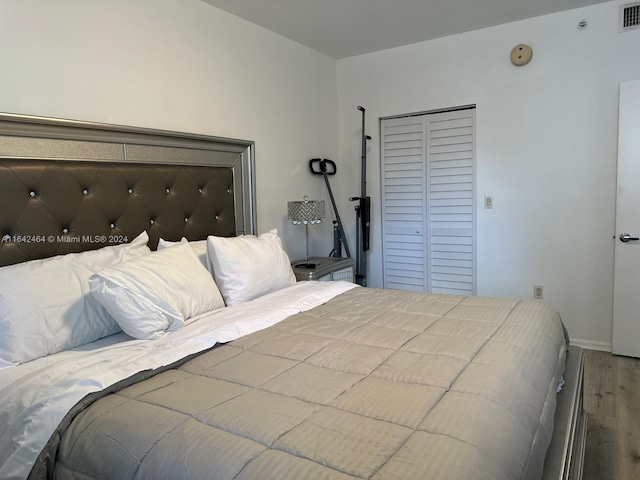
[484,196,493,209]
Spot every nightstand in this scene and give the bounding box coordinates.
[291,257,355,282]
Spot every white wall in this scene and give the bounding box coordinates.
[337,1,640,347]
[2,0,637,347]
[0,0,339,260]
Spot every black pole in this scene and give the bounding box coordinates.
[358,106,367,200]
[351,106,371,286]
[320,166,351,258]
[309,158,352,259]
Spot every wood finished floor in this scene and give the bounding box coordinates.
[583,349,640,480]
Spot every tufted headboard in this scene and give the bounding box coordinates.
[0,113,255,267]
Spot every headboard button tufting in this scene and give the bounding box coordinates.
[0,119,246,268]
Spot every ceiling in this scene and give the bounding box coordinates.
[201,0,610,59]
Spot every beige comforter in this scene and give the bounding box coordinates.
[51,287,567,480]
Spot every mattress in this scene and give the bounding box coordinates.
[46,287,566,480]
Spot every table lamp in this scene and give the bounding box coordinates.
[288,196,325,268]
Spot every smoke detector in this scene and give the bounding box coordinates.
[510,44,533,66]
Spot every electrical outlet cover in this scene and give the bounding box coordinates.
[534,285,543,299]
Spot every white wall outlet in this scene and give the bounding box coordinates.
[534,285,543,299]
[484,195,493,209]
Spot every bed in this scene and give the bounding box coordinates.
[0,114,586,480]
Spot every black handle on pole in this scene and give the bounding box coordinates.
[361,197,370,251]
[350,196,370,252]
[309,158,336,176]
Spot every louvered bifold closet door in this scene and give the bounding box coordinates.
[381,116,427,291]
[382,109,475,295]
[427,109,475,295]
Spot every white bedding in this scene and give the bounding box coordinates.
[0,281,357,480]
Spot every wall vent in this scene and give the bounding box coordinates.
[620,2,640,32]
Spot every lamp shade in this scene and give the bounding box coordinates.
[288,198,325,225]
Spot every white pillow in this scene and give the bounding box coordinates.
[157,238,211,273]
[89,241,225,340]
[206,229,296,306]
[0,232,151,364]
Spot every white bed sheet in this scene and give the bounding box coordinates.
[0,281,357,480]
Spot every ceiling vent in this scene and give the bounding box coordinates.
[620,2,640,32]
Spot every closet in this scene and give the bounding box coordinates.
[381,108,476,295]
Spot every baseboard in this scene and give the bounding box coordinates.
[570,338,611,352]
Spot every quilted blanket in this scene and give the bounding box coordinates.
[49,288,567,480]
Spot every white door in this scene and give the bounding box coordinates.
[381,109,476,295]
[381,116,428,292]
[612,79,640,358]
